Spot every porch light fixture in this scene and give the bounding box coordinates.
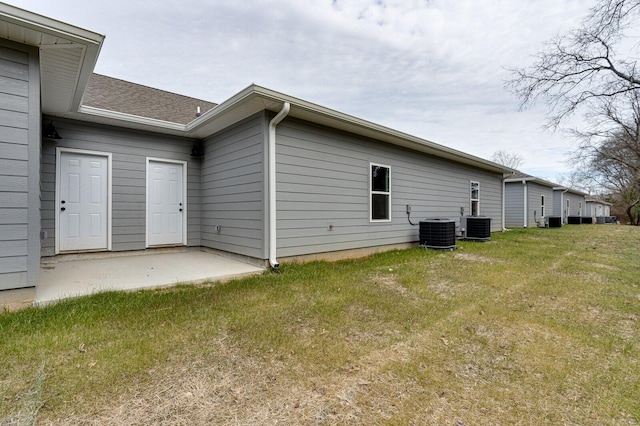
[190,140,204,157]
[43,121,62,139]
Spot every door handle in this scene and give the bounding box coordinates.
[179,208,183,212]
[61,207,66,211]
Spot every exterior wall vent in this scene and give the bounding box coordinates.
[419,218,456,250]
[462,216,491,241]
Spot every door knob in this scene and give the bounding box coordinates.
[61,207,66,211]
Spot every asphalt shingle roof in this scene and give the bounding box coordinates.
[82,74,218,125]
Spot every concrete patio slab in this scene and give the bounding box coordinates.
[37,250,265,305]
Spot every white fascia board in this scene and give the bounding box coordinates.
[254,85,514,173]
[77,105,187,132]
[553,186,589,196]
[505,176,557,187]
[186,84,514,174]
[0,3,105,45]
[504,177,535,183]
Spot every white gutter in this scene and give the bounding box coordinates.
[522,180,528,228]
[268,102,291,269]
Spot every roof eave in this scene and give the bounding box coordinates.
[0,3,105,115]
[186,85,514,174]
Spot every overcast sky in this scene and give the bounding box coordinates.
[10,0,598,181]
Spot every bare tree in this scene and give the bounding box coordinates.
[570,90,640,223]
[490,150,524,170]
[508,0,640,127]
[508,0,640,224]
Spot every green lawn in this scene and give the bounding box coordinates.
[1,225,639,425]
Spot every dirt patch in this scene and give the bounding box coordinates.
[369,272,410,297]
[453,253,497,263]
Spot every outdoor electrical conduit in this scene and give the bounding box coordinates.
[268,102,291,269]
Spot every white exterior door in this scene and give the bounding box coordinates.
[59,151,109,252]
[147,160,185,246]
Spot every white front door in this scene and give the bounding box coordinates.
[147,160,185,246]
[59,151,109,252]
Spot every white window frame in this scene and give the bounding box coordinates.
[541,195,545,217]
[370,163,391,222]
[470,181,480,216]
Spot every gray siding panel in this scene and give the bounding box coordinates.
[275,118,504,258]
[505,182,524,228]
[565,192,587,217]
[200,113,265,259]
[0,42,38,290]
[505,182,554,228]
[40,118,202,256]
[526,183,554,227]
[553,190,563,217]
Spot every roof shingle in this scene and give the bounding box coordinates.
[82,74,217,125]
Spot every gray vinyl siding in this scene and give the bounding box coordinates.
[0,41,39,290]
[275,118,504,258]
[552,189,586,223]
[586,201,608,218]
[553,189,563,217]
[40,118,201,256]
[504,182,524,228]
[565,192,586,217]
[505,182,554,228]
[527,183,553,226]
[200,113,266,259]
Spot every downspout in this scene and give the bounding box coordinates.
[268,102,291,269]
[561,189,568,223]
[501,176,506,231]
[522,180,528,228]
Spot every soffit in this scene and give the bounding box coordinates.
[0,3,103,114]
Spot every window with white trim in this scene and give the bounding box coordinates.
[370,164,391,221]
[541,195,545,217]
[470,181,479,215]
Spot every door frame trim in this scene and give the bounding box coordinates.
[145,157,188,248]
[55,147,113,254]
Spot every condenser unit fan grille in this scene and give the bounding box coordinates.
[419,219,456,250]
[464,216,491,241]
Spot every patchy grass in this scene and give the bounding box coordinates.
[1,225,639,425]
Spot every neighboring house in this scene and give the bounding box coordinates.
[0,4,512,293]
[585,197,612,220]
[553,186,589,224]
[504,172,556,228]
